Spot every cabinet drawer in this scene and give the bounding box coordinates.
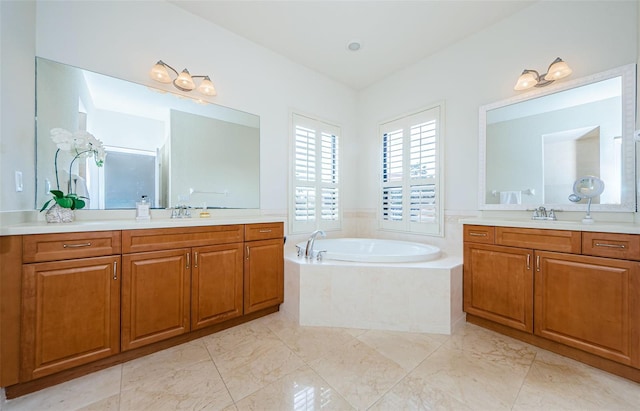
[463,225,495,244]
[582,232,640,261]
[496,227,580,253]
[245,222,284,241]
[122,225,243,253]
[23,231,121,263]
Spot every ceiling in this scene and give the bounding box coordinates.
[170,0,536,90]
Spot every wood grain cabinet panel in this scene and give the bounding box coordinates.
[23,231,121,263]
[191,244,244,330]
[463,243,534,332]
[121,249,191,351]
[463,225,495,244]
[496,227,581,253]
[582,232,640,261]
[122,225,243,253]
[244,238,284,314]
[21,256,121,380]
[535,251,640,366]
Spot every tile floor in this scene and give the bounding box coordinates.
[3,311,640,410]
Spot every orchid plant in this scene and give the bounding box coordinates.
[40,128,106,211]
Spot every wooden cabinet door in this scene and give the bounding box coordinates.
[121,249,190,351]
[191,243,244,330]
[463,243,534,332]
[535,251,640,366]
[21,256,120,380]
[244,238,284,314]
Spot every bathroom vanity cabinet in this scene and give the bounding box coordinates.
[0,221,284,398]
[244,222,285,314]
[20,231,122,381]
[120,225,245,350]
[463,224,640,381]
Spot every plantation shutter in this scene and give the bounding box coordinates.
[379,105,443,235]
[291,113,341,233]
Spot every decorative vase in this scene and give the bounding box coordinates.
[45,204,75,223]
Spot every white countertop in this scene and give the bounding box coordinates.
[0,210,285,236]
[461,217,640,235]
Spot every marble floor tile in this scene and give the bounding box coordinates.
[264,314,359,364]
[381,345,531,410]
[357,329,443,371]
[234,365,354,411]
[308,338,407,410]
[4,317,640,411]
[119,360,232,411]
[204,320,306,401]
[445,323,538,368]
[121,340,212,385]
[513,350,640,411]
[76,394,120,411]
[3,365,122,411]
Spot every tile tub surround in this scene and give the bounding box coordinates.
[3,312,640,410]
[283,252,464,334]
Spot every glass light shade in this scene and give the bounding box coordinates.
[149,63,172,84]
[544,59,572,81]
[174,69,196,91]
[197,77,217,96]
[514,71,538,91]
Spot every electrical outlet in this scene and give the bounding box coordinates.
[15,171,23,192]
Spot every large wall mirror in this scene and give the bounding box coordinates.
[35,57,260,210]
[479,63,636,212]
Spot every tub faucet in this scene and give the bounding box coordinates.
[305,230,326,259]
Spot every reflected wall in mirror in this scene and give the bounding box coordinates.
[35,57,260,210]
[479,63,636,212]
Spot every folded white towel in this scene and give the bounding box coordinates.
[500,191,522,204]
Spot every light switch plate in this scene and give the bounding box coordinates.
[15,171,23,192]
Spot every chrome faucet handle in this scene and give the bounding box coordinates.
[316,250,327,261]
[548,209,557,220]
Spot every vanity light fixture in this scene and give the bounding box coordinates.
[514,57,572,91]
[149,60,217,96]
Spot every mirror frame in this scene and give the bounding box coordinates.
[478,63,637,212]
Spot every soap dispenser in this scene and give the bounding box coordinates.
[136,195,151,221]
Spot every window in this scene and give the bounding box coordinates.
[290,113,341,233]
[380,104,443,236]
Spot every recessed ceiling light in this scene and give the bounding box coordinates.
[347,40,361,52]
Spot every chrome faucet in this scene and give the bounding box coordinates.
[304,230,326,259]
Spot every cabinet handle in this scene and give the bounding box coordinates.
[526,254,531,270]
[186,252,190,269]
[535,255,540,272]
[594,242,626,249]
[194,251,198,268]
[468,232,487,237]
[113,261,117,280]
[246,245,250,260]
[63,242,91,248]
[259,229,272,233]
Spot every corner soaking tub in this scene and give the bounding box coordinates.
[295,238,441,263]
[284,238,464,334]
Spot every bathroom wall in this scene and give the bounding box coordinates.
[0,1,36,213]
[0,0,358,218]
[1,1,638,253]
[356,0,638,250]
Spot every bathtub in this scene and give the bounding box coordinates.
[295,238,441,263]
[283,239,464,334]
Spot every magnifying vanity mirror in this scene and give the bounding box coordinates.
[35,57,260,210]
[479,63,636,212]
[569,176,605,223]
